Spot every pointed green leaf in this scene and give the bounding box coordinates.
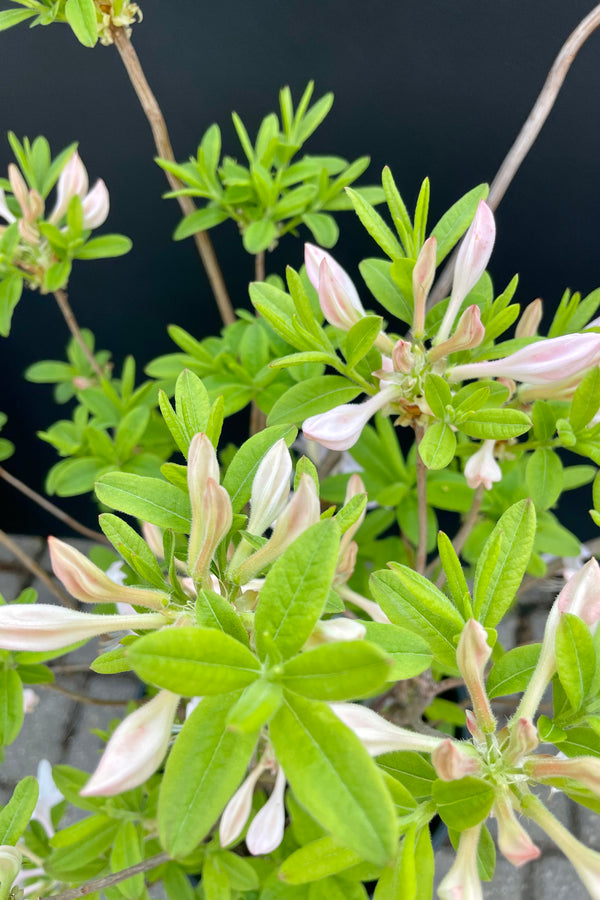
[345,316,383,368]
[359,258,413,325]
[0,669,23,746]
[486,644,541,699]
[64,0,98,46]
[95,472,192,532]
[223,425,297,513]
[525,449,563,510]
[418,422,456,470]
[346,188,403,260]
[431,184,489,263]
[432,777,494,831]
[0,777,38,845]
[555,613,596,711]
[280,641,391,700]
[267,376,361,427]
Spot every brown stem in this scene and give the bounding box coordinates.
[53,289,104,379]
[414,425,428,575]
[41,851,170,900]
[0,529,75,608]
[427,3,600,310]
[433,484,484,588]
[40,682,131,706]
[249,402,266,436]
[0,466,109,545]
[110,26,235,327]
[255,250,266,283]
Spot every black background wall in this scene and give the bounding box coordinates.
[1,0,600,537]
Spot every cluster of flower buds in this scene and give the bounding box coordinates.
[220,750,287,855]
[96,0,143,45]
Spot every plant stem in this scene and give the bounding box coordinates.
[427,3,600,309]
[255,250,266,282]
[41,851,170,900]
[53,289,104,379]
[431,484,484,587]
[110,26,235,327]
[0,529,75,608]
[41,682,131,707]
[414,424,428,574]
[0,466,109,545]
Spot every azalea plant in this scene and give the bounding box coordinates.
[0,3,599,900]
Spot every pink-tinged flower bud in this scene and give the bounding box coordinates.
[494,792,540,867]
[246,765,287,855]
[522,794,600,899]
[437,824,483,900]
[50,152,89,223]
[304,617,367,649]
[23,688,39,714]
[338,473,367,563]
[32,759,62,837]
[187,432,221,570]
[449,332,600,385]
[392,339,414,374]
[8,164,30,218]
[142,522,165,559]
[330,702,444,756]
[429,305,485,363]
[0,187,16,224]
[456,620,496,734]
[0,846,22,900]
[515,298,543,339]
[0,604,166,652]
[316,258,364,331]
[80,689,179,796]
[463,440,501,491]
[188,478,233,580]
[437,201,495,344]
[465,708,484,743]
[247,439,292,535]
[338,585,391,624]
[525,755,600,798]
[49,536,166,611]
[220,759,268,847]
[412,236,437,336]
[431,739,480,781]
[505,717,539,764]
[303,384,400,452]
[82,179,110,229]
[304,244,364,315]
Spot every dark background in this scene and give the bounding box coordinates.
[1,0,600,537]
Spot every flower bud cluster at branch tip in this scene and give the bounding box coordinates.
[187,433,232,581]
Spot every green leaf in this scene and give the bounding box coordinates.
[570,366,600,432]
[110,822,144,900]
[381,166,413,256]
[99,513,166,589]
[95,472,192,532]
[0,275,23,337]
[226,679,283,733]
[346,188,403,260]
[555,613,596,711]
[363,622,432,679]
[280,641,391,700]
[255,521,340,660]
[173,207,228,241]
[195,588,250,646]
[486,644,541,699]
[267,376,361,426]
[458,408,531,440]
[302,212,339,248]
[64,0,98,46]
[370,566,464,671]
[0,669,23,745]
[373,826,417,900]
[377,752,436,802]
[279,836,363,884]
[423,373,452,419]
[47,456,110,497]
[75,234,132,259]
[473,500,536,627]
[432,777,495,831]
[431,184,489,263]
[127,627,260,695]
[437,531,472,619]
[525,449,563,510]
[413,178,430,252]
[0,9,37,31]
[345,316,383,368]
[174,368,211,444]
[0,777,38,845]
[270,692,397,866]
[223,425,297,513]
[243,219,278,254]
[418,422,456,470]
[359,258,413,325]
[159,694,257,857]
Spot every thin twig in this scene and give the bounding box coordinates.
[110,26,234,327]
[432,484,484,588]
[427,3,600,309]
[53,289,104,379]
[255,250,266,283]
[0,466,108,545]
[249,402,267,436]
[40,682,132,707]
[414,425,428,574]
[41,851,170,900]
[0,529,75,608]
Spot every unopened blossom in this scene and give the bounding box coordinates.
[464,440,502,491]
[337,584,391,624]
[220,759,268,847]
[330,702,444,755]
[428,305,485,363]
[448,332,600,385]
[81,178,110,229]
[316,257,365,331]
[494,791,540,866]
[32,759,63,837]
[431,739,480,781]
[412,235,437,336]
[246,764,287,855]
[338,472,367,562]
[305,243,365,318]
[437,824,483,900]
[437,200,495,344]
[0,604,166,652]
[0,846,22,900]
[303,384,400,452]
[515,298,543,338]
[456,620,496,734]
[49,536,166,610]
[49,152,110,230]
[525,755,600,798]
[504,717,539,765]
[304,617,367,649]
[187,433,227,577]
[247,439,292,535]
[188,477,232,580]
[0,187,15,224]
[392,339,414,374]
[81,689,179,796]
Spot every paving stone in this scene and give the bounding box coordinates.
[433,839,526,898]
[524,789,576,851]
[533,853,589,900]
[578,805,600,851]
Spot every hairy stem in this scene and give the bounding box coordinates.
[427,3,600,309]
[414,425,428,574]
[0,529,75,608]
[110,26,235,327]
[53,289,104,379]
[0,466,108,545]
[41,851,170,900]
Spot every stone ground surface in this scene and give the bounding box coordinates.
[0,536,598,899]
